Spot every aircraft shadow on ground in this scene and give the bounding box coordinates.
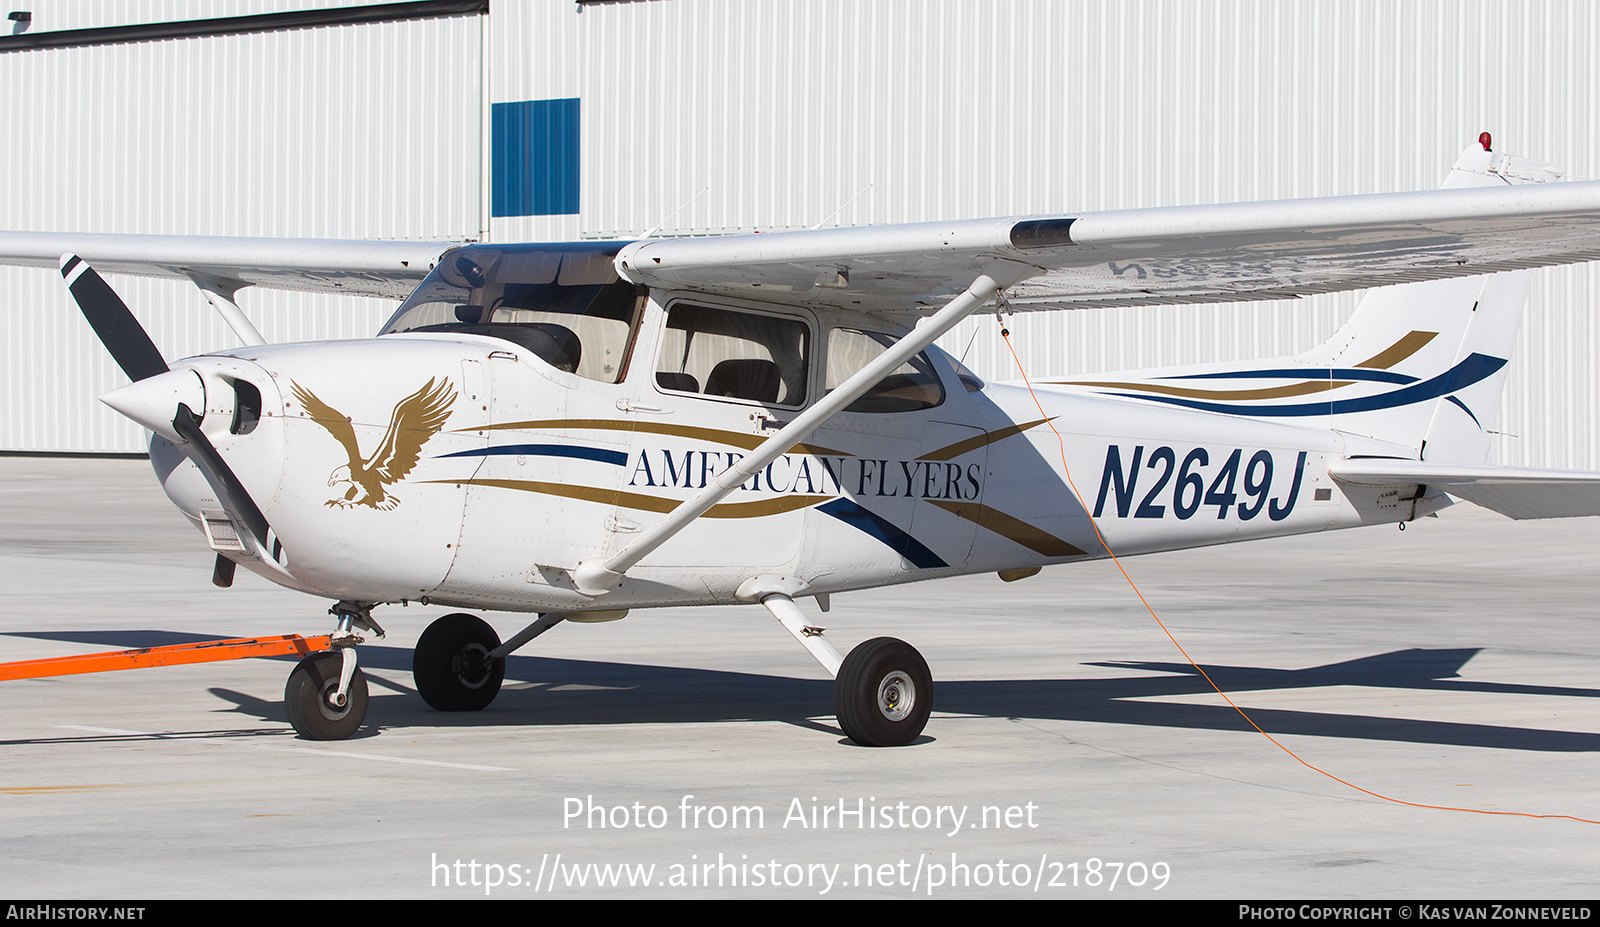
[8,630,1599,751]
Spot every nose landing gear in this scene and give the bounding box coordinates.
[284,601,382,741]
[284,651,368,741]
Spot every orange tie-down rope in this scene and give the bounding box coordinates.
[997,322,1599,825]
[0,634,333,681]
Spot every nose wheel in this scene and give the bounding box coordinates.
[284,602,379,740]
[285,652,369,740]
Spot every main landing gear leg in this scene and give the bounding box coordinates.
[285,601,383,741]
[759,592,931,747]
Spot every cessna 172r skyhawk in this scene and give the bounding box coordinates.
[6,138,1600,746]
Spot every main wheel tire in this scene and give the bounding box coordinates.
[413,613,505,711]
[833,637,932,746]
[284,652,368,741]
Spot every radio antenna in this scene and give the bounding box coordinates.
[641,186,710,239]
[811,182,874,230]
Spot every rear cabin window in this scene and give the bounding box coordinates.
[654,304,810,406]
[826,328,945,413]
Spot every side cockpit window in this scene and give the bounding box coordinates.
[654,303,810,406]
[380,244,646,384]
[826,328,945,413]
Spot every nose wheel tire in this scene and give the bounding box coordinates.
[413,613,505,711]
[833,637,931,747]
[285,652,368,741]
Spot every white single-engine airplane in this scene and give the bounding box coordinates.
[6,138,1600,746]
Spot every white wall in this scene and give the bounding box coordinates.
[3,0,1597,467]
[0,8,482,451]
[562,0,1600,469]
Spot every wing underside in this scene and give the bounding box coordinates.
[616,178,1600,312]
[0,232,458,299]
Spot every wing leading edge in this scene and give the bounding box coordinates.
[0,232,459,299]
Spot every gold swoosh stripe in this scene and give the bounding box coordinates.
[1053,379,1355,401]
[467,418,848,457]
[925,500,1086,557]
[432,478,829,518]
[1044,330,1439,399]
[918,418,1054,461]
[1354,330,1438,369]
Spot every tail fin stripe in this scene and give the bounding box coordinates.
[1353,330,1439,369]
[1103,353,1507,418]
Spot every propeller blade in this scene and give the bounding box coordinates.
[171,402,287,569]
[59,253,169,382]
[61,257,286,573]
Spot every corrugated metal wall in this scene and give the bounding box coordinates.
[4,0,1598,468]
[0,6,483,451]
[564,0,1600,470]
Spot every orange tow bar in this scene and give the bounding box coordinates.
[0,634,334,681]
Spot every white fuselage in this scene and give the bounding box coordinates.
[148,291,1432,615]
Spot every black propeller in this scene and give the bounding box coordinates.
[60,253,288,570]
[171,402,285,567]
[59,254,169,382]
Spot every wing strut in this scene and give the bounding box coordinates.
[571,268,1022,596]
[186,272,266,347]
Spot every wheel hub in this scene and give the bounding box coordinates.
[877,671,915,721]
[318,680,353,720]
[452,643,493,689]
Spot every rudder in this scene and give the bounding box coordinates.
[1300,141,1563,463]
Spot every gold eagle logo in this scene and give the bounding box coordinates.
[291,377,457,510]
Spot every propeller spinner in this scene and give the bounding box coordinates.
[60,254,288,572]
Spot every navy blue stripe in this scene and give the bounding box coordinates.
[1444,395,1481,426]
[439,444,628,466]
[1109,353,1506,418]
[816,498,947,569]
[1162,368,1418,385]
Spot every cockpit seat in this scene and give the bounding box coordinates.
[704,358,781,403]
[656,371,699,393]
[482,322,581,373]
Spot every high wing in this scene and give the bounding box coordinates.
[0,232,458,299]
[6,149,1600,313]
[617,180,1600,312]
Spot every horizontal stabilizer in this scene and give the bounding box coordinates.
[1328,458,1600,520]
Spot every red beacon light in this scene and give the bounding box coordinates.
[1479,131,1493,151]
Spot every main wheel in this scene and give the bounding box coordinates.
[285,652,368,741]
[833,637,932,747]
[413,613,505,711]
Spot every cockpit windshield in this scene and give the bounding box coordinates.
[380,242,645,383]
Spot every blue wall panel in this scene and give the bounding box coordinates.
[491,98,579,217]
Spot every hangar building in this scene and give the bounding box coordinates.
[1,0,1596,466]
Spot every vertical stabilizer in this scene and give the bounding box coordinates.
[1300,140,1563,462]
